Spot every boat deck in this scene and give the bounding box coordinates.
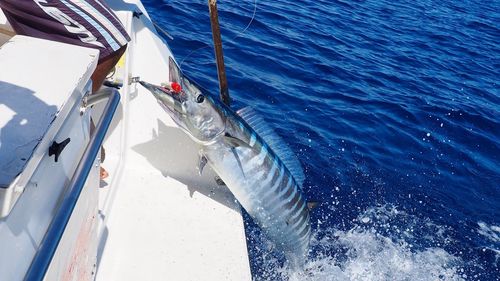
[95,1,251,280]
[96,145,250,280]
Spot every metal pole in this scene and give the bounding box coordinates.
[208,0,230,106]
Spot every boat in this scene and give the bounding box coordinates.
[0,1,252,280]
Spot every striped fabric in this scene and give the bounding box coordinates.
[0,0,130,60]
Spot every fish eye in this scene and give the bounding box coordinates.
[196,94,205,103]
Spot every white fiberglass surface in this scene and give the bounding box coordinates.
[95,4,251,280]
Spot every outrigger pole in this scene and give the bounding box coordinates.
[208,0,231,107]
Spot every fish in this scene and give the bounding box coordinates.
[139,57,312,267]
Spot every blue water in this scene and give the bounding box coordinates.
[143,0,499,280]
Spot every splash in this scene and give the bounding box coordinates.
[292,229,463,281]
[250,205,465,281]
[477,222,500,244]
[477,221,500,265]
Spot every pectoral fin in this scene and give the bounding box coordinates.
[231,147,246,179]
[223,133,248,178]
[223,132,251,148]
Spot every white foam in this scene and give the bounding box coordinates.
[251,205,464,281]
[291,229,463,281]
[477,221,500,243]
[477,221,500,265]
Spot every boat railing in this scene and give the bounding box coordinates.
[24,88,121,281]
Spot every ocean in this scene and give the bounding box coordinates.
[143,0,499,280]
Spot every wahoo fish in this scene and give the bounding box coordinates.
[139,58,312,266]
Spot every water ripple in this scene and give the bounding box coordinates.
[144,0,499,279]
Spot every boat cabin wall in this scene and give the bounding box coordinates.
[0,34,102,280]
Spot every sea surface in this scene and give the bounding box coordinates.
[143,0,499,280]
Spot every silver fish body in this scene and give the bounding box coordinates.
[203,112,311,261]
[139,58,311,266]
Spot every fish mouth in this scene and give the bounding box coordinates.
[139,80,186,115]
[139,80,179,99]
[138,80,158,93]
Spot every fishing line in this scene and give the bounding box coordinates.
[232,0,258,40]
[179,0,258,68]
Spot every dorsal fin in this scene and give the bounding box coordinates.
[236,107,305,186]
